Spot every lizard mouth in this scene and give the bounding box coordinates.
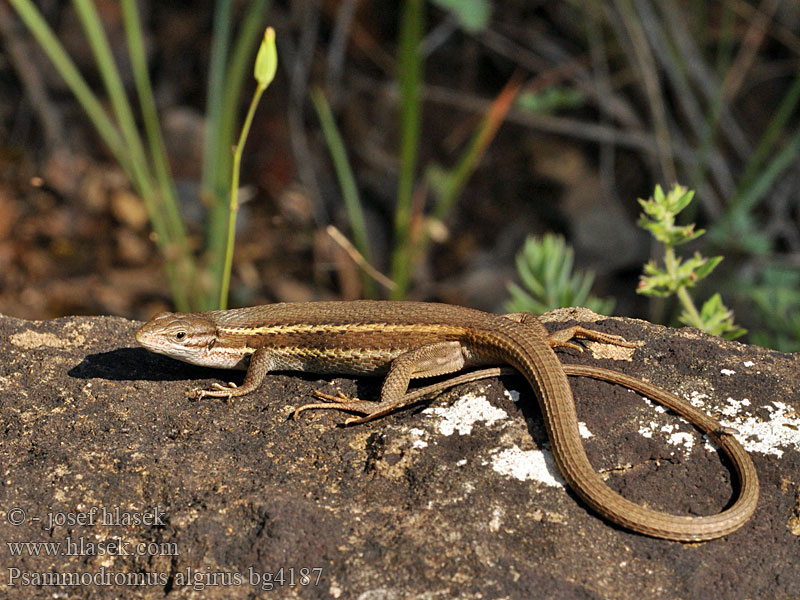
[134,323,163,352]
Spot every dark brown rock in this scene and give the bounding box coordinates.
[0,308,798,599]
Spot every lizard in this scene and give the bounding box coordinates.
[134,300,758,541]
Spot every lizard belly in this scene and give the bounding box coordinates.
[267,346,401,376]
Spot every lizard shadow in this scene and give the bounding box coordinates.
[70,348,407,396]
[68,347,235,383]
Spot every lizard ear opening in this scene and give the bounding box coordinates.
[208,326,222,350]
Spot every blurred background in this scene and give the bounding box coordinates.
[0,0,798,350]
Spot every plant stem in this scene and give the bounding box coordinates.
[219,85,265,309]
[677,286,702,328]
[665,244,702,328]
[206,0,270,308]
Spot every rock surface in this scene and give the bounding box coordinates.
[0,307,798,599]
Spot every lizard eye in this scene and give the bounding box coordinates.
[175,331,186,341]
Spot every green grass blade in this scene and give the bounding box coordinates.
[9,0,193,309]
[431,76,520,222]
[389,0,424,299]
[732,127,800,218]
[71,0,154,193]
[8,0,128,172]
[206,0,270,306]
[311,87,376,298]
[75,0,195,308]
[201,0,232,205]
[120,1,187,243]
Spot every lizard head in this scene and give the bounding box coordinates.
[135,311,221,366]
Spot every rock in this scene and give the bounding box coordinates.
[0,309,798,599]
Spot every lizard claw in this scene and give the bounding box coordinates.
[311,390,355,404]
[212,382,237,391]
[195,381,237,401]
[715,425,740,436]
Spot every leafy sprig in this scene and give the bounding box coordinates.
[637,184,745,339]
[506,234,614,315]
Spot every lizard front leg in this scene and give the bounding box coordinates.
[197,348,274,400]
[294,341,467,424]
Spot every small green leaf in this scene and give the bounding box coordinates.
[654,184,665,204]
[690,294,747,340]
[699,292,722,319]
[672,187,695,212]
[692,255,723,281]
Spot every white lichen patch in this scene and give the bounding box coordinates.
[422,391,569,489]
[637,389,710,454]
[720,399,800,458]
[488,445,562,488]
[667,431,695,452]
[719,397,751,417]
[688,390,711,408]
[424,393,508,436]
[637,386,800,459]
[640,395,668,414]
[638,418,697,454]
[407,428,428,449]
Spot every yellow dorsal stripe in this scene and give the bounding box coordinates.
[217,323,469,337]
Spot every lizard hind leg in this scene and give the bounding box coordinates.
[292,390,377,422]
[501,312,637,352]
[293,341,467,425]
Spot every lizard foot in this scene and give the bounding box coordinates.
[547,325,639,351]
[293,389,375,422]
[195,381,238,401]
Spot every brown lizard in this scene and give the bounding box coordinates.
[135,300,758,541]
